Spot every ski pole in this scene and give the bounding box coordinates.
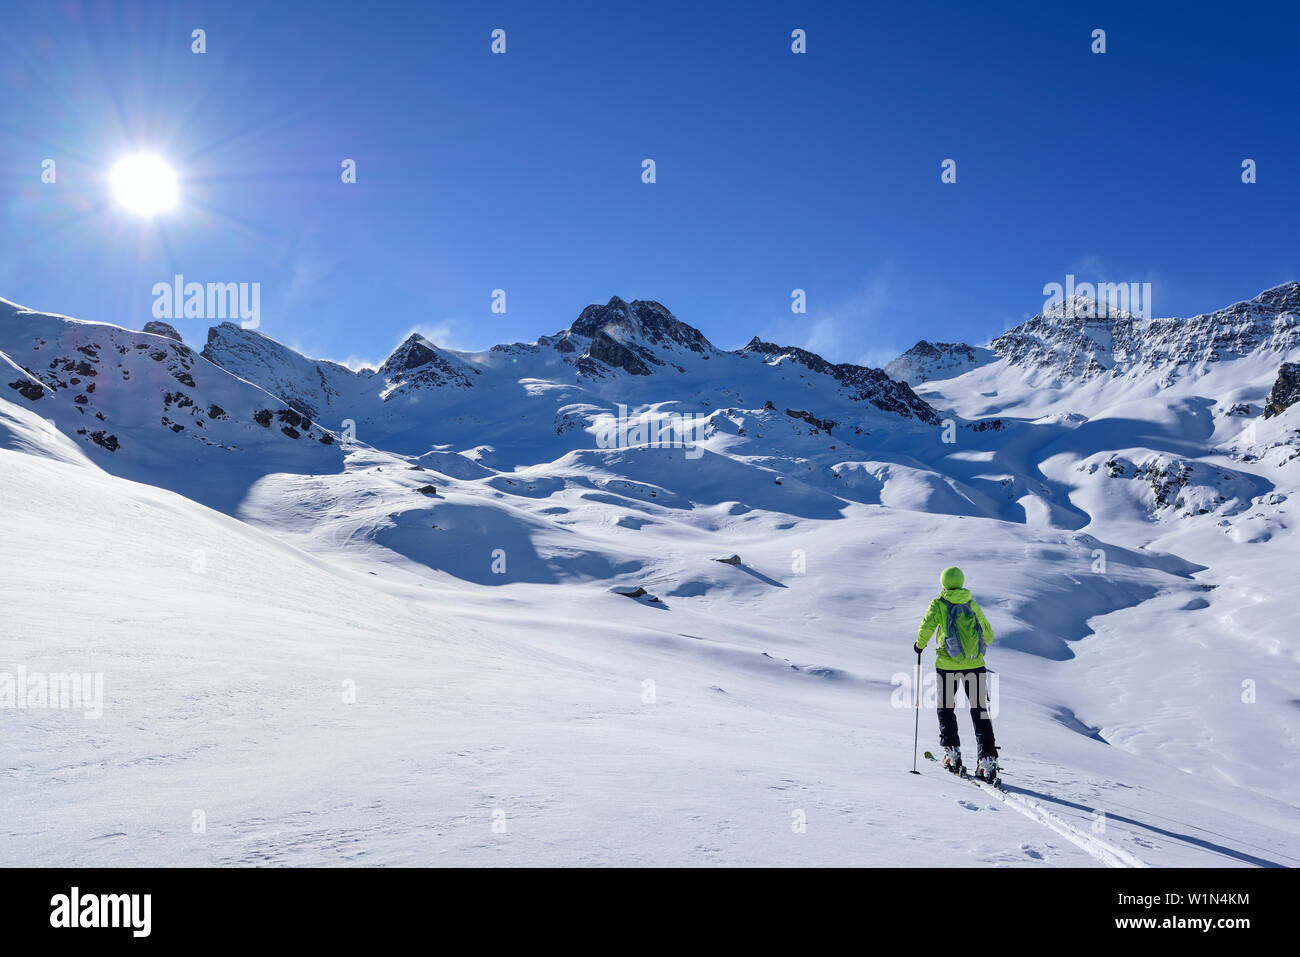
[909,646,922,774]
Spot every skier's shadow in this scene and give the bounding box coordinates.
[1001,785,1290,868]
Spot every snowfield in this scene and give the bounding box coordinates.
[2,288,1299,867]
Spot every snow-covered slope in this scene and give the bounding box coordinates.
[0,296,343,511]
[2,285,1299,867]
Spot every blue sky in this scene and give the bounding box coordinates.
[2,0,1297,369]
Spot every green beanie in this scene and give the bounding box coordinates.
[940,566,964,589]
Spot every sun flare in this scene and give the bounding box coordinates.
[109,153,179,217]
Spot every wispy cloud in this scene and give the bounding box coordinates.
[330,353,383,372]
[402,319,466,350]
[1059,254,1166,316]
[315,318,472,371]
[753,267,926,369]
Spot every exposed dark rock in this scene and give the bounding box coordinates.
[383,336,440,374]
[143,320,183,342]
[379,334,480,391]
[1132,460,1194,509]
[885,340,989,384]
[613,585,662,603]
[585,330,653,376]
[786,408,835,433]
[1264,362,1300,418]
[744,338,939,424]
[7,379,45,400]
[569,297,712,354]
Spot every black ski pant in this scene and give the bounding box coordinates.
[936,666,997,759]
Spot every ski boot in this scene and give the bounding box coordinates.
[975,755,999,787]
[942,747,964,776]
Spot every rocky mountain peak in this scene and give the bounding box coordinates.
[143,320,183,342]
[1042,294,1135,321]
[378,332,479,394]
[742,338,939,424]
[884,340,991,385]
[380,333,442,375]
[568,297,712,354]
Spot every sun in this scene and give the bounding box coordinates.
[109,153,179,217]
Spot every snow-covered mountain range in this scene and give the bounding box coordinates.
[3,284,1299,867]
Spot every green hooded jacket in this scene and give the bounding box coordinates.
[916,587,994,671]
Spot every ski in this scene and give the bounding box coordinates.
[922,750,1005,790]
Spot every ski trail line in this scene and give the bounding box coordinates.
[969,780,1150,868]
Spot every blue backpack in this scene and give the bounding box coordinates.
[938,597,987,661]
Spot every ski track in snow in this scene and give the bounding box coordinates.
[967,779,1149,868]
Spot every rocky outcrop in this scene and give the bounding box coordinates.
[567,297,712,354]
[1264,362,1300,418]
[743,338,940,424]
[143,320,183,342]
[583,330,653,376]
[378,334,480,395]
[7,377,45,401]
[612,585,663,604]
[885,340,991,384]
[559,297,712,378]
[786,408,835,434]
